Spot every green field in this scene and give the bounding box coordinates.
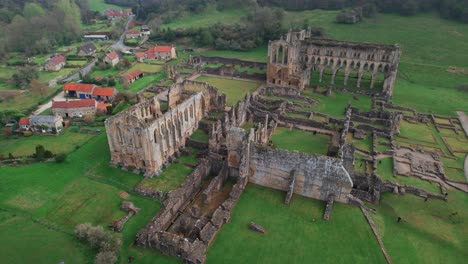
[0,129,99,157]
[302,88,373,119]
[190,129,209,143]
[371,192,467,264]
[0,134,164,264]
[125,63,163,74]
[208,184,386,263]
[195,75,261,106]
[163,7,245,29]
[270,127,330,155]
[88,0,123,12]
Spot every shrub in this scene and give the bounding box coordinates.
[35,145,46,158]
[23,131,33,137]
[95,251,117,264]
[55,153,67,163]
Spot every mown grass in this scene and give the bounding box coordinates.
[195,75,261,106]
[302,88,372,119]
[124,63,163,74]
[196,46,268,63]
[377,157,440,193]
[371,191,467,264]
[0,133,162,264]
[0,129,99,157]
[88,0,123,12]
[0,211,93,264]
[190,129,209,143]
[163,6,245,29]
[208,184,386,263]
[139,147,199,192]
[270,127,330,155]
[129,72,166,93]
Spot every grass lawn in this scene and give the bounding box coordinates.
[125,63,163,74]
[0,84,63,113]
[377,157,440,193]
[0,67,16,79]
[88,0,123,12]
[163,7,245,29]
[139,147,199,192]
[398,121,437,143]
[196,46,268,63]
[38,68,75,83]
[302,88,373,119]
[371,192,467,264]
[0,129,99,157]
[190,129,209,143]
[130,72,166,93]
[270,127,330,155]
[207,184,386,263]
[0,133,163,264]
[0,211,93,264]
[298,12,468,116]
[195,75,261,106]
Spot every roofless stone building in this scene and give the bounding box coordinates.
[267,29,401,96]
[105,80,225,177]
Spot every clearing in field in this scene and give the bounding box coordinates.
[270,127,330,156]
[195,75,261,106]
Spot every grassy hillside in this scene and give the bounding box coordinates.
[88,0,123,12]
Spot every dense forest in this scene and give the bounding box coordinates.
[0,0,90,56]
[125,0,468,23]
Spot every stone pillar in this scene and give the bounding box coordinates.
[319,65,325,82]
[357,66,364,88]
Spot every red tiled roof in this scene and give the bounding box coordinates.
[52,99,96,109]
[106,51,119,60]
[64,83,95,93]
[125,30,140,35]
[47,55,65,66]
[97,102,108,111]
[123,69,143,80]
[19,117,29,125]
[93,87,116,97]
[146,53,156,59]
[154,46,173,52]
[135,52,145,58]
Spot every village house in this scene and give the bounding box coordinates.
[104,51,120,66]
[104,8,132,20]
[125,30,142,39]
[141,25,151,35]
[52,99,107,118]
[29,115,64,134]
[77,42,97,56]
[64,83,118,101]
[18,117,30,131]
[135,45,177,62]
[92,87,118,102]
[44,55,66,71]
[64,83,96,99]
[121,69,144,84]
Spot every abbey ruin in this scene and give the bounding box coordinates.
[267,29,401,96]
[105,81,225,176]
[102,30,467,264]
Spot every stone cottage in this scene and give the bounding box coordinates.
[52,99,107,118]
[77,42,97,56]
[29,115,64,134]
[44,55,66,71]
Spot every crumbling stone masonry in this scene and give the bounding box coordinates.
[267,29,401,96]
[105,80,225,177]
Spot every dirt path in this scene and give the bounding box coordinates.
[464,154,468,182]
[456,111,468,137]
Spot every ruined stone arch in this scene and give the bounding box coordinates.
[184,108,189,122]
[153,127,159,143]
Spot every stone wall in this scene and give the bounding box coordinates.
[249,145,353,203]
[266,29,401,96]
[105,81,225,177]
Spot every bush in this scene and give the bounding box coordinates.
[75,223,122,253]
[23,131,33,137]
[55,153,67,163]
[95,251,117,264]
